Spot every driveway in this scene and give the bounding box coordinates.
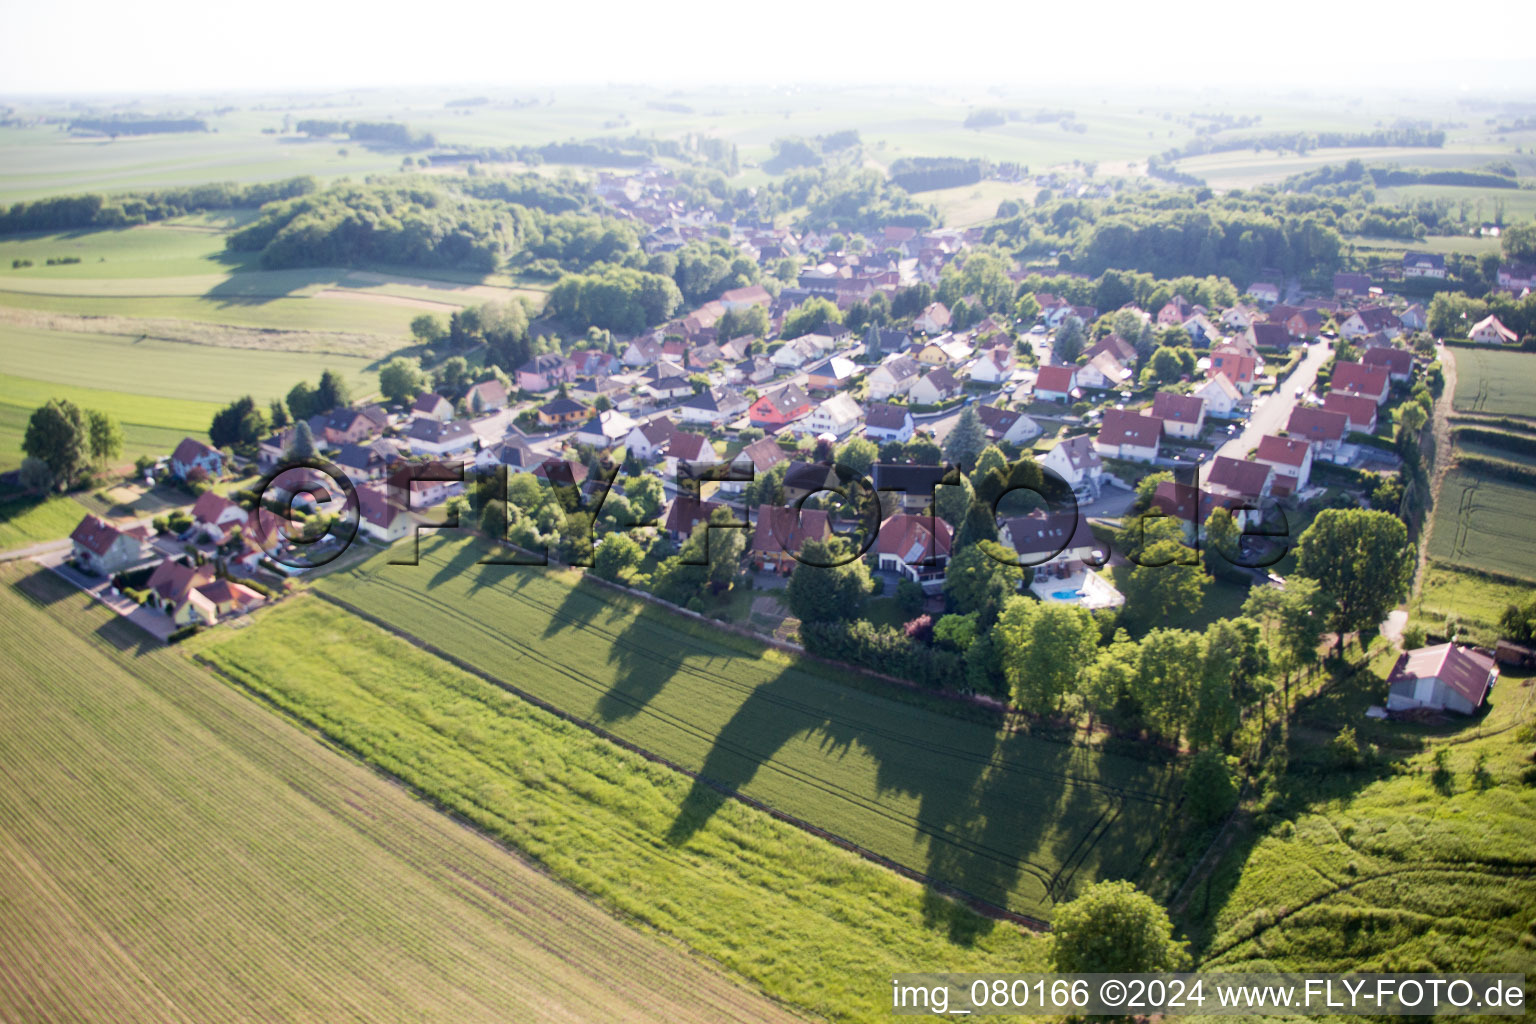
[39,551,177,642]
[1201,341,1331,484]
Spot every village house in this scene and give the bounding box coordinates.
[1361,344,1413,382]
[473,437,538,475]
[662,494,723,544]
[536,397,590,428]
[1330,361,1391,405]
[677,386,748,426]
[334,440,398,483]
[1286,406,1350,461]
[170,437,223,481]
[801,393,864,438]
[720,284,773,312]
[1209,347,1258,394]
[464,379,509,414]
[410,391,454,423]
[1096,408,1162,461]
[1077,351,1132,391]
[913,335,971,367]
[1321,391,1379,433]
[1340,306,1403,340]
[1470,314,1519,345]
[871,463,947,513]
[406,418,479,457]
[1157,295,1198,326]
[863,403,915,443]
[1001,509,1103,574]
[866,356,923,401]
[1084,333,1138,368]
[803,356,859,391]
[968,344,1016,385]
[783,461,841,505]
[662,431,717,482]
[771,336,821,369]
[1385,643,1495,715]
[516,353,577,392]
[357,484,413,544]
[875,512,953,593]
[69,514,151,575]
[1204,456,1274,528]
[914,301,952,334]
[1254,434,1314,496]
[748,384,813,430]
[321,406,388,446]
[1193,373,1243,418]
[721,436,788,496]
[1040,435,1103,497]
[863,326,912,360]
[1333,272,1372,298]
[975,404,1041,446]
[1032,365,1078,404]
[1399,303,1429,331]
[1496,263,1536,294]
[573,409,639,449]
[750,504,831,574]
[625,417,678,461]
[908,367,962,406]
[190,490,248,544]
[1150,391,1206,439]
[145,559,216,620]
[1248,281,1280,306]
[1401,251,1447,280]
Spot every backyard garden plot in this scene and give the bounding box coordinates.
[1451,347,1536,420]
[195,596,1047,1023]
[0,566,800,1024]
[316,534,1180,921]
[1427,470,1536,583]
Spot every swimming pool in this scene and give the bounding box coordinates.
[1049,588,1083,601]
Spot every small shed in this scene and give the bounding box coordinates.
[1385,643,1497,715]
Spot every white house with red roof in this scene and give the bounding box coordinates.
[170,437,223,481]
[1329,361,1391,405]
[69,514,151,575]
[1255,435,1313,495]
[356,485,413,544]
[1041,435,1103,495]
[1150,392,1206,440]
[1209,347,1257,394]
[191,490,249,544]
[1361,345,1412,383]
[875,512,953,593]
[1033,365,1078,404]
[749,505,829,574]
[1386,643,1496,714]
[1470,314,1519,345]
[1194,373,1242,418]
[1321,391,1379,433]
[1286,406,1350,460]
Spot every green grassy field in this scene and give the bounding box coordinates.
[1376,184,1536,225]
[0,566,802,1024]
[1173,146,1536,191]
[1412,564,1533,645]
[314,534,1180,921]
[0,493,88,550]
[192,594,1045,1023]
[1191,649,1536,977]
[1452,348,1536,419]
[1427,469,1536,583]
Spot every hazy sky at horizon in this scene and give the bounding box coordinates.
[2,0,1532,97]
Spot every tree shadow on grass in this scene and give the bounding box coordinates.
[591,598,689,722]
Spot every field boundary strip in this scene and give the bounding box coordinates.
[311,588,1051,931]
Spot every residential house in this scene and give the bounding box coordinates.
[875,512,953,593]
[1194,373,1242,418]
[914,301,952,334]
[863,403,915,443]
[1205,455,1274,524]
[803,356,859,391]
[975,404,1041,446]
[1470,314,1519,345]
[536,397,590,428]
[1330,361,1391,405]
[1286,406,1350,460]
[1096,409,1162,461]
[625,417,678,461]
[1076,351,1132,391]
[720,284,772,311]
[69,514,150,575]
[1385,643,1496,714]
[866,356,923,401]
[1000,509,1102,572]
[783,461,841,505]
[662,431,717,482]
[1248,281,1281,306]
[407,418,478,457]
[1032,365,1078,404]
[1248,323,1293,352]
[677,387,748,426]
[722,436,789,496]
[661,495,723,544]
[1221,304,1261,330]
[1041,435,1103,496]
[863,326,912,360]
[567,349,622,379]
[1333,272,1372,298]
[145,559,216,618]
[411,392,454,423]
[1151,392,1206,439]
[1401,251,1447,280]
[170,437,223,481]
[912,335,972,367]
[573,409,639,449]
[750,504,831,574]
[801,393,864,438]
[771,336,820,369]
[357,484,413,544]
[193,578,266,620]
[622,336,663,366]
[749,384,813,430]
[322,406,387,446]
[1399,303,1429,331]
[1182,312,1221,346]
[1157,295,1197,326]
[908,368,962,406]
[473,437,538,474]
[1209,347,1257,394]
[871,463,948,512]
[516,353,576,392]
[645,374,697,402]
[334,440,397,482]
[464,379,509,414]
[1361,345,1413,383]
[1255,434,1314,496]
[1272,307,1323,340]
[191,490,248,544]
[1084,333,1138,368]
[968,344,1016,385]
[1496,263,1536,294]
[1321,391,1379,433]
[1340,306,1403,340]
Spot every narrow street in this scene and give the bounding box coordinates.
[1201,341,1331,485]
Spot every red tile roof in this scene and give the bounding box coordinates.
[1097,408,1162,449]
[1150,391,1204,425]
[1388,643,1495,709]
[1035,365,1076,394]
[1256,434,1309,468]
[1286,406,1348,443]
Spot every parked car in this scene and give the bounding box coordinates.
[1030,324,1046,334]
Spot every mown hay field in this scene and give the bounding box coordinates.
[0,565,803,1024]
[194,594,1047,1023]
[1451,347,1536,420]
[316,534,1180,921]
[1428,470,1536,583]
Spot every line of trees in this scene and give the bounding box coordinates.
[20,399,122,492]
[0,177,317,235]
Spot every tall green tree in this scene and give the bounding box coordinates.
[785,537,872,622]
[1051,880,1189,974]
[593,532,644,583]
[22,398,87,490]
[1052,316,1086,363]
[942,540,1018,626]
[85,410,123,469]
[942,406,987,468]
[315,369,351,412]
[1183,749,1238,824]
[268,397,289,429]
[1121,539,1206,621]
[1294,509,1412,654]
[378,357,426,406]
[997,596,1100,715]
[1079,627,1141,727]
[1134,628,1204,745]
[285,420,317,461]
[286,380,320,422]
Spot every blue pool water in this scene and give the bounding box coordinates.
[1050,589,1083,600]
